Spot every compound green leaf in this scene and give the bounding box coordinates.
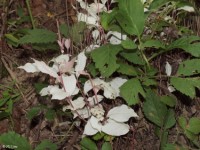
[120,78,145,105]
[177,59,200,76]
[91,44,122,77]
[143,90,167,127]
[170,77,200,98]
[102,142,112,150]
[116,0,144,36]
[167,36,200,57]
[19,29,57,44]
[178,116,187,130]
[0,131,31,150]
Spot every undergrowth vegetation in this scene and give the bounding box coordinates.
[1,0,200,149]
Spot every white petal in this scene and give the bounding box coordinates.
[49,86,68,100]
[62,74,77,96]
[107,104,138,122]
[77,13,98,26]
[75,52,87,77]
[165,61,172,76]
[83,118,99,135]
[66,97,86,110]
[90,116,102,131]
[102,83,117,99]
[33,59,58,78]
[18,63,39,73]
[51,54,70,64]
[178,6,195,12]
[109,77,127,97]
[84,78,104,94]
[75,107,91,118]
[102,119,130,136]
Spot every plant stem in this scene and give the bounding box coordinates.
[25,0,35,29]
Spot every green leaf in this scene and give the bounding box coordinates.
[35,140,57,150]
[92,132,105,141]
[80,137,98,150]
[164,144,187,150]
[0,112,10,120]
[149,0,172,10]
[164,109,176,129]
[91,44,122,77]
[187,117,200,134]
[70,21,86,44]
[27,107,41,120]
[160,95,176,107]
[117,62,137,76]
[4,34,19,47]
[121,39,137,49]
[141,78,157,86]
[45,109,55,121]
[178,116,187,130]
[116,0,144,36]
[177,59,200,76]
[184,130,198,141]
[120,78,145,105]
[120,51,145,65]
[142,39,165,49]
[0,131,31,150]
[101,9,118,31]
[143,90,167,127]
[34,83,48,94]
[170,77,200,98]
[102,142,112,150]
[19,29,57,44]
[60,23,70,37]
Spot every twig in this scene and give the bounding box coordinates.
[1,56,28,103]
[25,0,35,29]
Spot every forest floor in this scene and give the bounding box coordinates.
[0,0,200,150]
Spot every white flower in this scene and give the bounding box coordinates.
[83,104,138,136]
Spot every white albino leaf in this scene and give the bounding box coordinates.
[18,63,39,73]
[33,59,58,78]
[64,39,71,50]
[75,52,87,77]
[65,97,86,110]
[83,117,99,135]
[178,6,195,12]
[101,0,107,4]
[49,86,68,100]
[109,77,127,97]
[102,119,130,136]
[165,61,172,76]
[62,74,77,96]
[107,105,138,122]
[59,57,76,73]
[88,95,104,106]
